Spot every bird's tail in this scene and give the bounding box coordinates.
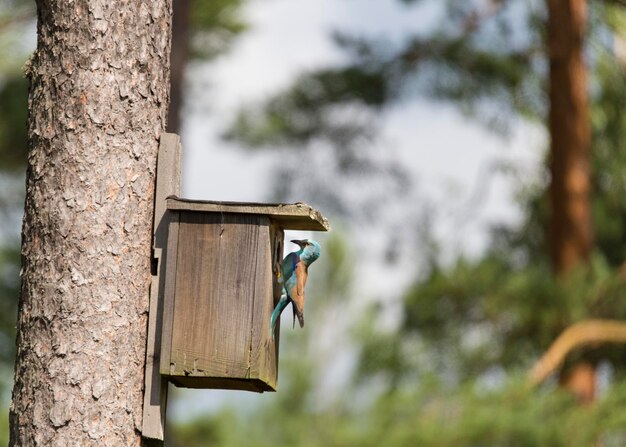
[270,294,289,338]
[292,305,304,329]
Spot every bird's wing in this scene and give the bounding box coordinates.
[296,261,307,297]
[282,252,299,283]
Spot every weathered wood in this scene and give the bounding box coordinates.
[268,223,284,349]
[249,220,274,385]
[166,196,330,231]
[142,133,182,441]
[159,216,180,375]
[163,212,277,392]
[153,134,183,248]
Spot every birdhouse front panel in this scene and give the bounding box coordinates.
[160,211,279,392]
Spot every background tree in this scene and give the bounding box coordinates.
[547,0,592,276]
[9,0,171,444]
[168,0,246,133]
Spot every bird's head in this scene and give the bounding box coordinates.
[291,239,308,249]
[291,239,321,264]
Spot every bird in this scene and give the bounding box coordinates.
[270,239,321,338]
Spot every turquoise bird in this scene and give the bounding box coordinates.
[270,239,321,337]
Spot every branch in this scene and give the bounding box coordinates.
[529,319,626,386]
[462,0,506,35]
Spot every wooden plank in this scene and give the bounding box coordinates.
[169,376,274,392]
[142,132,182,442]
[269,224,284,386]
[159,216,179,374]
[166,196,330,232]
[153,135,182,247]
[249,218,276,389]
[168,212,265,385]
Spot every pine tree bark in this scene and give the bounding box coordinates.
[10,1,171,445]
[547,0,592,275]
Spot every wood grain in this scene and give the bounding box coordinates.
[164,212,278,391]
[249,218,275,388]
[142,133,181,441]
[268,224,284,385]
[159,216,180,375]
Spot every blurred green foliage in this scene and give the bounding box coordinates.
[189,0,247,60]
[168,378,626,447]
[0,76,28,171]
[226,1,547,148]
[226,67,388,148]
[0,0,33,173]
[0,1,33,441]
[174,0,626,446]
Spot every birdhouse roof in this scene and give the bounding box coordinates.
[166,196,330,231]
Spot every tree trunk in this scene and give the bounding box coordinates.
[10,1,171,445]
[167,0,191,134]
[559,362,596,404]
[547,0,592,275]
[547,0,595,401]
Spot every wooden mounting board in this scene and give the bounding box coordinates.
[141,133,182,442]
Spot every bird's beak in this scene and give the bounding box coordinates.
[291,239,307,248]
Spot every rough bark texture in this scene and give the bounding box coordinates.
[547,0,592,275]
[10,1,171,445]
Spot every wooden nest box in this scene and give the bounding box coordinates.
[159,196,329,392]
